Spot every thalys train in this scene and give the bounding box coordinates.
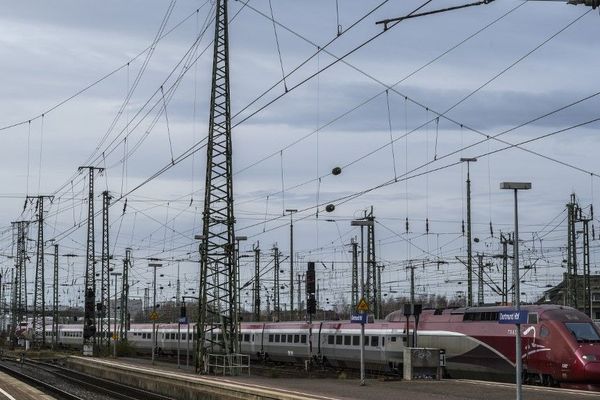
[34,304,600,389]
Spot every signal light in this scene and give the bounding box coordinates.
[307,294,316,314]
[306,262,316,294]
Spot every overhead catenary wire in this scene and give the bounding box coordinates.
[2,2,596,307]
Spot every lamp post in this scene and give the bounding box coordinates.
[460,157,477,306]
[183,295,199,369]
[110,272,121,358]
[149,263,162,365]
[235,236,247,325]
[285,209,297,316]
[351,218,374,387]
[500,181,531,400]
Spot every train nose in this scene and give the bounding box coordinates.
[584,362,600,380]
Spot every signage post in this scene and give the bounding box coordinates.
[500,181,531,400]
[356,297,369,386]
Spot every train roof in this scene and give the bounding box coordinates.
[385,304,585,322]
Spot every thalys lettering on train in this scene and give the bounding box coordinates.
[23,305,600,389]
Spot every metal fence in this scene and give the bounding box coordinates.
[205,353,250,376]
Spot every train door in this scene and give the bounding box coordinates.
[523,313,538,375]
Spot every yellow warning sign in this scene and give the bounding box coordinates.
[356,297,369,312]
[150,311,159,320]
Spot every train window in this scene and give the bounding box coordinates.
[353,336,359,346]
[252,334,255,342]
[287,334,293,343]
[275,334,280,343]
[344,336,351,346]
[391,336,397,342]
[336,335,342,345]
[182,334,187,340]
[281,335,287,343]
[564,322,600,342]
[364,336,370,346]
[269,334,273,342]
[382,337,385,346]
[371,336,379,347]
[540,325,550,338]
[294,334,299,343]
[301,335,307,343]
[528,313,538,325]
[328,335,334,345]
[244,334,250,342]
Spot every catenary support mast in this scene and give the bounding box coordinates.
[100,191,112,348]
[30,195,53,346]
[78,166,103,354]
[197,0,238,373]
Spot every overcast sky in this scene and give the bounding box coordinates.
[1,0,599,313]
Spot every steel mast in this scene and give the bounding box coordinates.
[197,0,238,373]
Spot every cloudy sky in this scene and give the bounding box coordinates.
[1,0,599,314]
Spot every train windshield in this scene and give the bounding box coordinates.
[564,322,600,342]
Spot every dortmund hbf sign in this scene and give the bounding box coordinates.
[498,310,528,324]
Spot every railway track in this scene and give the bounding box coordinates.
[0,359,83,400]
[0,357,176,400]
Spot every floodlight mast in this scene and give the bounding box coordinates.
[460,157,477,306]
[500,181,531,400]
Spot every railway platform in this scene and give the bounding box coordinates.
[65,356,600,400]
[0,370,56,400]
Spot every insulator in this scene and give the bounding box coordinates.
[462,220,465,235]
[325,204,335,212]
[405,217,409,233]
[490,221,494,237]
[593,224,596,240]
[426,218,429,234]
[331,166,342,176]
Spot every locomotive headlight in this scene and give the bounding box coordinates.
[582,354,597,361]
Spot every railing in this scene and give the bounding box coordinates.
[205,353,250,376]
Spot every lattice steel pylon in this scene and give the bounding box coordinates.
[10,221,28,348]
[100,191,112,349]
[253,243,260,321]
[120,248,131,343]
[31,195,53,346]
[273,246,280,321]
[53,244,59,348]
[365,208,377,317]
[350,238,358,311]
[197,0,238,373]
[78,166,104,354]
